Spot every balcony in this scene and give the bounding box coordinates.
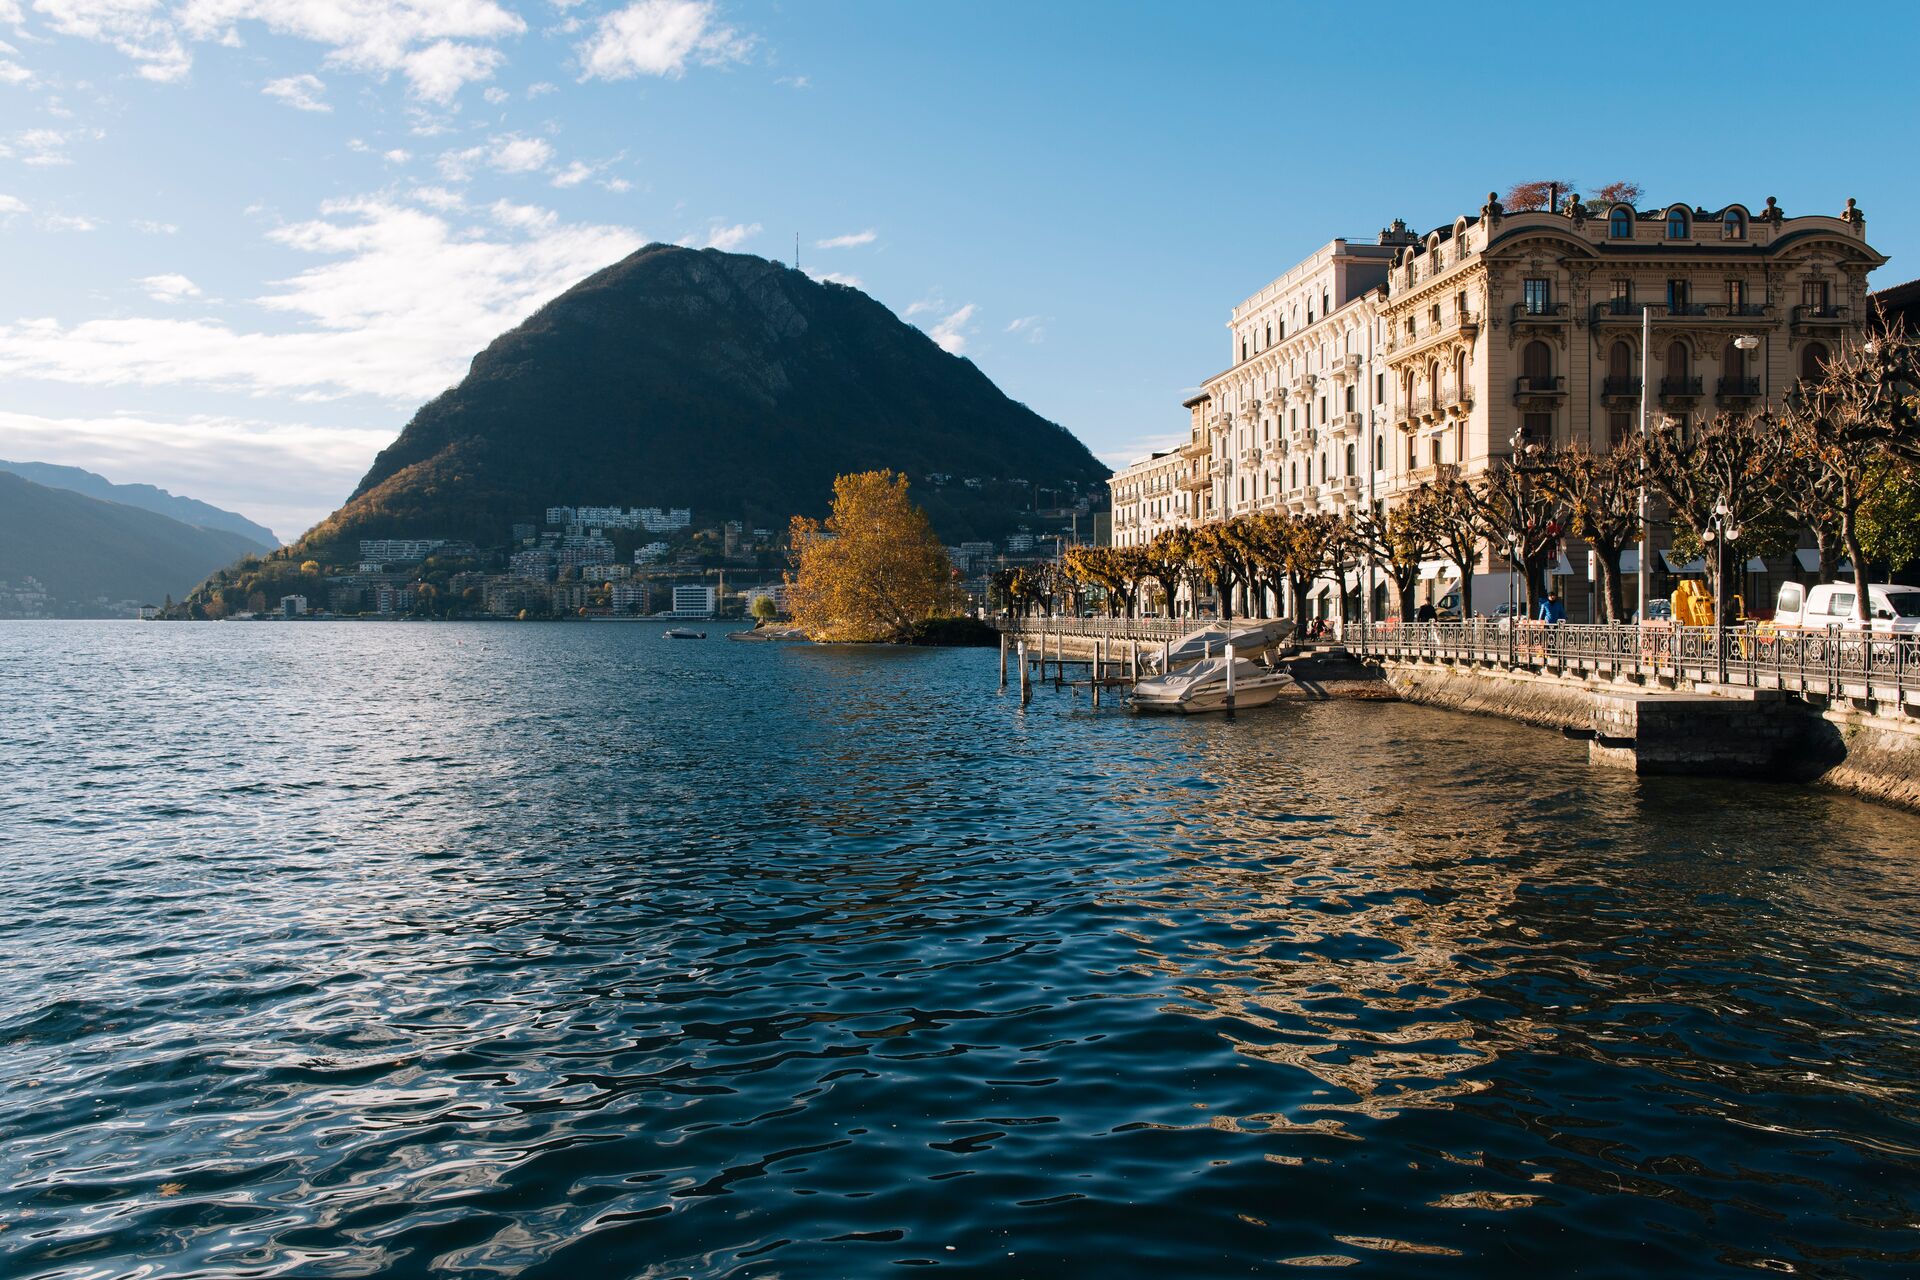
[1406,393,1436,422]
[1716,376,1761,402]
[1443,388,1474,415]
[1513,375,1566,405]
[1511,301,1569,328]
[1338,353,1362,376]
[1600,376,1642,403]
[1658,375,1705,402]
[1792,303,1850,332]
[1594,301,1778,326]
[1332,410,1364,437]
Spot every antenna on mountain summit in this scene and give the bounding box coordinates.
[794,232,800,271]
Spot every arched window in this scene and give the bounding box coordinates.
[1609,341,1632,380]
[1318,453,1326,483]
[1522,340,1552,388]
[1723,209,1745,240]
[1453,351,1467,401]
[1345,442,1356,476]
[1722,339,1745,380]
[1801,341,1830,382]
[1667,207,1689,240]
[1667,341,1689,376]
[1609,207,1633,239]
[1375,436,1385,471]
[1427,359,1440,399]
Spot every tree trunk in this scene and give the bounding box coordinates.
[1843,523,1871,623]
[1397,575,1417,622]
[1596,546,1624,623]
[1454,557,1475,618]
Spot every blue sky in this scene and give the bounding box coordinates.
[2,0,1917,538]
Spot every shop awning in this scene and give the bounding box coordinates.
[1544,552,1574,576]
[1744,556,1769,573]
[1618,549,1640,573]
[1660,550,1706,574]
[1794,548,1853,574]
[1418,559,1455,581]
[1307,580,1335,600]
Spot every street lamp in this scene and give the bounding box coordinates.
[1734,333,1763,409]
[1702,500,1741,684]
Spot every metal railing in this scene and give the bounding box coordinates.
[1349,619,1920,703]
[997,616,1283,644]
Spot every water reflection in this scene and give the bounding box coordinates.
[0,625,1917,1278]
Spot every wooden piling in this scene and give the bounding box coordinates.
[1093,637,1103,708]
[1224,641,1237,716]
[998,632,1008,691]
[1018,640,1030,705]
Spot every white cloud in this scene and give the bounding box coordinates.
[815,228,875,250]
[437,133,554,181]
[409,184,463,210]
[526,80,556,97]
[0,196,644,402]
[262,72,329,111]
[382,147,409,164]
[400,39,502,104]
[0,193,25,217]
[6,127,87,166]
[33,0,526,101]
[0,3,22,26]
[0,56,31,86]
[805,268,861,288]
[41,211,97,231]
[928,302,976,354]
[0,408,394,539]
[1005,314,1046,342]
[131,218,178,234]
[775,74,808,89]
[139,272,200,301]
[600,176,631,193]
[577,0,750,81]
[481,85,507,103]
[550,159,594,188]
[702,220,758,250]
[488,198,555,233]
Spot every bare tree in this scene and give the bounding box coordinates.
[1539,442,1641,622]
[1504,179,1579,212]
[1780,322,1920,620]
[1420,467,1486,617]
[1352,501,1437,622]
[1465,450,1568,618]
[1643,412,1794,609]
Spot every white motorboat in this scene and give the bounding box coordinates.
[1131,654,1293,714]
[663,627,707,640]
[1145,620,1288,674]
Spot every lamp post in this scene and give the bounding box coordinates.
[1637,302,1653,630]
[1735,333,1762,411]
[1703,500,1740,684]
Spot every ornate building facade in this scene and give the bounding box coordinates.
[1110,195,1887,619]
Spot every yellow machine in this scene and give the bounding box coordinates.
[1670,579,1744,626]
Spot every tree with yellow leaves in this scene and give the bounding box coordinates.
[785,470,963,641]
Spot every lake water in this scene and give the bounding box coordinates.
[3,621,1918,1278]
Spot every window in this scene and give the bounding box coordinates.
[1265,322,1272,345]
[1376,372,1385,403]
[1322,291,1330,315]
[1318,396,1326,423]
[1723,209,1745,240]
[1430,303,1442,327]
[1405,317,1416,338]
[1456,290,1468,318]
[1408,438,1416,469]
[1345,442,1356,475]
[1318,454,1326,482]
[1522,340,1552,388]
[1611,279,1632,315]
[1667,279,1690,312]
[1666,207,1690,239]
[1430,438,1442,466]
[1801,341,1830,381]
[1609,340,1633,380]
[1241,338,1248,361]
[1376,436,1385,470]
[1722,339,1746,380]
[1345,385,1355,412]
[1291,461,1298,487]
[1609,409,1631,449]
[1277,319,1285,341]
[1523,277,1551,315]
[1728,279,1747,312]
[1454,351,1467,401]
[1522,412,1553,445]
[1609,207,1633,238]
[1801,280,1831,313]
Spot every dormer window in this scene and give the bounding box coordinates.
[1609,207,1633,239]
[1666,208,1690,240]
[1723,209,1745,240]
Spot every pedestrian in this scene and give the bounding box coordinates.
[1416,599,1437,623]
[1538,591,1567,624]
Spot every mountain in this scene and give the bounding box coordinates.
[0,472,267,617]
[296,244,1107,555]
[0,459,278,550]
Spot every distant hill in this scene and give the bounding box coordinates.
[0,472,267,616]
[294,243,1106,557]
[0,459,278,549]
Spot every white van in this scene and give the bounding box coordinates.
[1773,581,1920,634]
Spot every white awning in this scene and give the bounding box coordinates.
[1418,559,1455,581]
[1795,549,1854,573]
[1660,550,1706,574]
[1544,552,1574,576]
[1745,556,1769,573]
[1618,549,1640,573]
[1307,580,1335,600]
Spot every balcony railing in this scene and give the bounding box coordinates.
[1601,375,1642,399]
[1716,376,1761,399]
[1514,375,1566,398]
[1592,301,1774,323]
[1511,301,1569,323]
[1659,376,1704,398]
[1793,304,1849,324]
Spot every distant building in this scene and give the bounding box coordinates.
[279,594,308,617]
[1006,533,1034,554]
[511,523,536,544]
[672,584,717,617]
[634,541,670,565]
[610,582,650,612]
[357,538,444,564]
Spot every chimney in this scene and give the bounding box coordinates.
[1549,183,1558,214]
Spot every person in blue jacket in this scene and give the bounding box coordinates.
[1538,591,1567,623]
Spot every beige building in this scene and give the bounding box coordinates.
[1116,193,1886,619]
[1109,446,1197,549]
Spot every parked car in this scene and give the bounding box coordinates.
[1630,599,1674,625]
[1771,581,1920,634]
